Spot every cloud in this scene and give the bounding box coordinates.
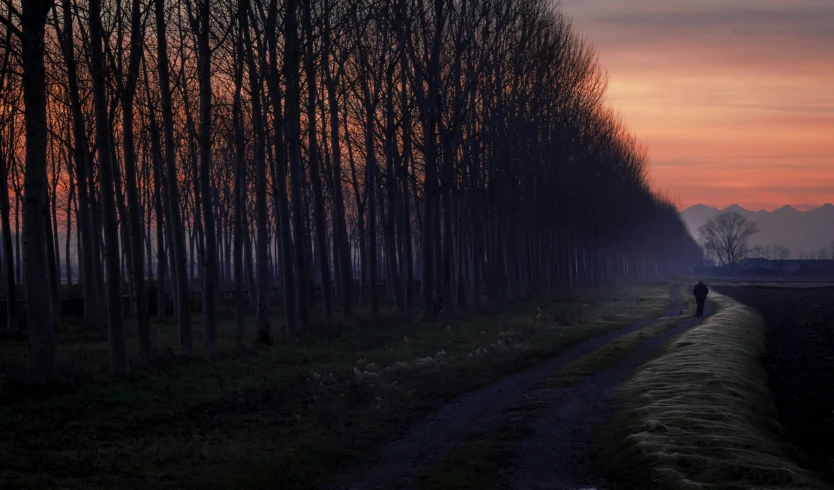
[559,0,834,210]
[566,0,834,56]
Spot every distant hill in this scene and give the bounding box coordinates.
[681,203,834,259]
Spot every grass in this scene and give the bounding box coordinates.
[543,285,697,389]
[596,293,830,490]
[417,285,696,489]
[0,284,675,489]
[418,429,527,490]
[707,281,834,289]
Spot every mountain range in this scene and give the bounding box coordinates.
[681,203,834,259]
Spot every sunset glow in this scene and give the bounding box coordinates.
[561,0,834,211]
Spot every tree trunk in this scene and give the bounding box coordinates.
[232,14,246,346]
[398,33,414,315]
[242,3,271,344]
[285,0,309,330]
[302,0,333,319]
[121,0,150,361]
[265,0,297,333]
[60,0,101,326]
[21,0,55,381]
[361,98,378,316]
[44,187,60,321]
[322,30,352,316]
[155,0,192,354]
[383,66,405,314]
[151,129,167,322]
[192,0,218,353]
[65,175,73,286]
[90,0,128,375]
[0,148,17,330]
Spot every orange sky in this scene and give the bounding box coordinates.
[561,0,834,211]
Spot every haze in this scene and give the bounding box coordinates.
[561,0,834,211]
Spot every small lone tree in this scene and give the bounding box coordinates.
[773,244,790,261]
[698,211,759,267]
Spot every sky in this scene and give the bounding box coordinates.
[559,0,834,211]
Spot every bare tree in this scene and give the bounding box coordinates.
[90,0,128,374]
[2,0,708,375]
[232,2,247,346]
[4,0,56,380]
[285,0,309,331]
[54,0,100,328]
[240,0,271,343]
[185,0,220,353]
[698,211,759,268]
[774,245,790,261]
[155,0,192,355]
[0,22,18,331]
[261,0,298,333]
[115,0,151,363]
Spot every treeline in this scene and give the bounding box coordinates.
[0,0,701,380]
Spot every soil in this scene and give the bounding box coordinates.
[324,288,711,490]
[715,286,834,484]
[496,300,714,490]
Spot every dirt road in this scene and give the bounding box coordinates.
[498,299,714,490]
[325,287,711,490]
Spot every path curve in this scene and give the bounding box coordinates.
[499,299,715,490]
[324,287,690,490]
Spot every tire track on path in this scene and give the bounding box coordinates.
[498,299,715,490]
[324,287,688,490]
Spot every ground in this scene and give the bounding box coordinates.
[716,284,834,484]
[327,286,702,489]
[0,284,676,489]
[5,281,829,489]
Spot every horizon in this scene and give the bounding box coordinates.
[561,0,834,212]
[4,2,834,488]
[684,202,834,212]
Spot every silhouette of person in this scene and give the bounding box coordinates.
[693,280,709,318]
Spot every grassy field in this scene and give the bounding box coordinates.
[597,293,829,489]
[1,284,675,489]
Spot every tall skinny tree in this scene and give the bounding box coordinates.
[188,0,219,353]
[155,0,192,354]
[241,0,271,343]
[56,0,100,327]
[119,0,151,363]
[90,0,128,375]
[13,0,55,381]
[303,0,334,318]
[285,0,309,330]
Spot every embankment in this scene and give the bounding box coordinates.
[599,294,829,489]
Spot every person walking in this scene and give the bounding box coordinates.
[693,280,709,318]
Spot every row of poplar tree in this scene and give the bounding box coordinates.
[0,0,702,380]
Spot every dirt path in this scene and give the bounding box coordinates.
[498,299,715,490]
[324,287,695,490]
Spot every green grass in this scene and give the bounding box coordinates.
[417,286,697,489]
[418,429,527,490]
[1,285,675,489]
[543,285,697,389]
[596,293,829,490]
